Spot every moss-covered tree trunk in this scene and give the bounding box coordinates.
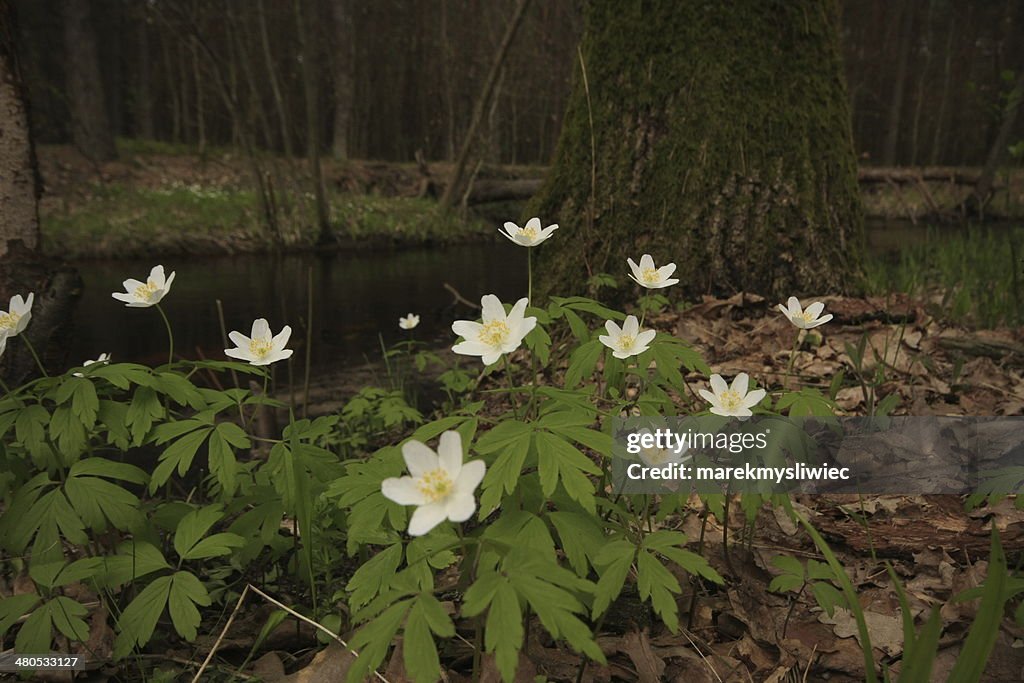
[532,0,863,299]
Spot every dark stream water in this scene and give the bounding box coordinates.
[67,245,527,371]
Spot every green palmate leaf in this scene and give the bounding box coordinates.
[592,540,636,618]
[173,505,237,560]
[48,596,90,641]
[411,415,472,443]
[114,575,173,659]
[345,599,413,683]
[208,422,250,497]
[15,403,49,461]
[0,593,41,636]
[97,400,130,449]
[488,580,523,682]
[91,362,156,390]
[533,431,600,513]
[549,511,606,576]
[636,550,682,632]
[480,425,533,497]
[550,296,625,321]
[151,426,213,491]
[402,594,455,683]
[564,339,603,389]
[768,555,805,594]
[98,541,171,589]
[125,386,164,445]
[15,604,53,654]
[49,405,86,460]
[65,458,148,532]
[348,543,403,610]
[776,388,837,417]
[167,571,212,641]
[525,323,552,366]
[153,372,207,408]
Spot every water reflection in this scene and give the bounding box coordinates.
[69,245,527,370]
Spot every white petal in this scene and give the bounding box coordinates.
[731,373,749,396]
[698,389,718,405]
[508,297,530,322]
[636,329,656,347]
[381,477,428,506]
[408,503,448,536]
[541,224,559,236]
[163,271,176,294]
[622,315,639,336]
[658,263,677,279]
[452,320,483,339]
[149,265,166,288]
[807,314,834,328]
[225,347,254,362]
[776,304,791,317]
[112,292,136,304]
[444,494,477,523]
[709,374,728,394]
[251,318,271,341]
[272,325,292,350]
[452,340,490,357]
[437,431,464,478]
[805,302,825,319]
[525,217,541,232]
[228,331,249,347]
[787,296,801,315]
[122,279,144,293]
[264,349,293,364]
[515,316,537,339]
[604,319,622,336]
[402,440,438,477]
[24,292,35,313]
[742,389,766,408]
[481,351,502,365]
[480,294,505,323]
[500,230,521,244]
[709,406,731,417]
[503,221,521,234]
[612,348,634,359]
[660,278,680,288]
[639,254,655,271]
[598,334,615,350]
[626,257,642,278]
[454,460,486,494]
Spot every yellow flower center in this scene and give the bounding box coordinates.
[720,389,743,411]
[416,468,454,503]
[134,281,159,300]
[248,338,273,359]
[799,311,816,323]
[641,268,659,284]
[644,447,671,466]
[479,320,510,347]
[618,334,635,350]
[521,226,537,240]
[0,311,20,331]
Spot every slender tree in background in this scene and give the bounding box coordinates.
[439,0,532,210]
[296,0,331,243]
[968,67,1024,217]
[329,0,353,160]
[0,0,38,257]
[61,0,116,161]
[531,0,864,298]
[882,0,913,166]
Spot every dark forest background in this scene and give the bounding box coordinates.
[14,0,1024,168]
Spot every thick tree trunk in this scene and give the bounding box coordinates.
[329,0,354,160]
[61,0,117,161]
[0,0,39,257]
[531,0,864,299]
[1,0,80,383]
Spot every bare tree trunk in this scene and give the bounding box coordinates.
[257,0,293,157]
[882,0,913,166]
[191,35,206,155]
[929,20,955,165]
[967,68,1024,216]
[0,0,38,256]
[439,0,531,210]
[135,4,155,139]
[61,0,117,161]
[329,0,353,160]
[295,0,331,244]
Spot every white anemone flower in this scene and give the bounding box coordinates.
[634,428,691,468]
[777,296,833,330]
[381,431,486,536]
[399,313,420,330]
[500,217,559,247]
[627,254,679,289]
[112,265,176,307]
[74,353,111,377]
[699,373,766,418]
[0,293,34,337]
[224,318,293,366]
[452,295,537,365]
[599,315,656,359]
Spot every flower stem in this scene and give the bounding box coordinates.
[156,303,174,366]
[21,336,48,377]
[783,331,801,390]
[527,247,533,303]
[502,355,520,420]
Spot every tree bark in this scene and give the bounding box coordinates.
[0,0,39,257]
[439,0,531,210]
[881,0,914,166]
[257,0,293,157]
[329,0,354,160]
[531,0,864,299]
[61,0,117,161]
